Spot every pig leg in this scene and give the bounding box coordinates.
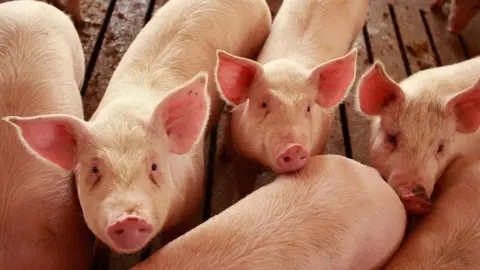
[446,0,480,34]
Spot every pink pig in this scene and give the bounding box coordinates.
[384,155,480,269]
[214,0,368,199]
[432,0,480,34]
[355,57,480,215]
[131,155,407,270]
[0,1,93,269]
[5,0,272,255]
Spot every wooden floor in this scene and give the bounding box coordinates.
[69,0,479,268]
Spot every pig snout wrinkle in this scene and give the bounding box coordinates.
[276,144,309,173]
[106,216,153,253]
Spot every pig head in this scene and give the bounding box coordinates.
[214,49,358,173]
[356,61,480,215]
[3,72,211,254]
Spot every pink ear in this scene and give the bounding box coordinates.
[445,79,480,133]
[151,72,210,155]
[3,114,88,170]
[308,48,358,108]
[214,50,262,105]
[356,61,406,115]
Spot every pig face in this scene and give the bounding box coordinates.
[356,61,480,215]
[3,72,210,254]
[215,49,358,173]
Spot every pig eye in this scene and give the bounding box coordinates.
[151,163,157,171]
[306,105,311,112]
[261,102,268,108]
[385,134,397,147]
[437,144,445,154]
[92,166,99,174]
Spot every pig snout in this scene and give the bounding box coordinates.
[388,173,432,215]
[106,216,153,253]
[275,144,309,173]
[399,187,432,215]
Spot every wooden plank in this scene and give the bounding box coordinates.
[392,1,436,74]
[368,1,407,82]
[461,14,480,57]
[423,8,467,65]
[345,33,371,165]
[79,0,112,62]
[83,0,150,119]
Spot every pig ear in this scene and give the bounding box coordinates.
[2,114,89,170]
[150,71,210,155]
[445,79,480,133]
[307,48,358,108]
[355,61,406,116]
[214,49,263,105]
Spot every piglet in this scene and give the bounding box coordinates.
[355,57,480,215]
[384,155,480,269]
[432,0,480,34]
[131,155,407,270]
[5,0,272,255]
[0,1,93,269]
[214,0,368,199]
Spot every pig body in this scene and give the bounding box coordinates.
[215,0,368,199]
[5,0,272,255]
[356,56,480,214]
[132,155,407,270]
[432,0,480,34]
[0,1,92,269]
[384,156,480,269]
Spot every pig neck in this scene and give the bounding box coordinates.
[257,0,366,68]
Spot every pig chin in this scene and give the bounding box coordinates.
[101,209,156,254]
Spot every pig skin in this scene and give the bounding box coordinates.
[0,1,93,269]
[131,155,407,270]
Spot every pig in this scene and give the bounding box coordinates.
[0,1,93,269]
[355,56,480,215]
[131,155,407,270]
[384,155,480,269]
[0,0,83,27]
[432,0,480,34]
[4,0,272,255]
[214,0,368,200]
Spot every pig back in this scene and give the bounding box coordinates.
[258,0,368,67]
[384,156,480,270]
[0,2,92,269]
[96,0,272,130]
[133,155,406,270]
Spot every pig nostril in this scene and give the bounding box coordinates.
[139,228,147,232]
[283,156,291,163]
[300,155,307,160]
[115,229,125,235]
